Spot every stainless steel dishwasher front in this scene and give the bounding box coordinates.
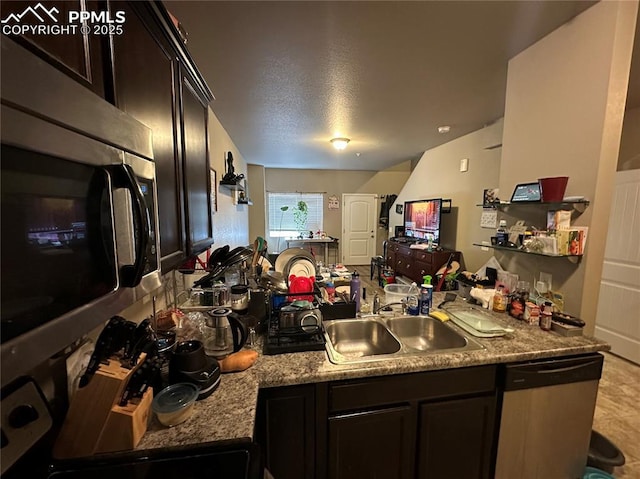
[494,353,604,479]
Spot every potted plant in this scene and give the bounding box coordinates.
[293,201,308,238]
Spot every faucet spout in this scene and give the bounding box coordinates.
[373,297,407,315]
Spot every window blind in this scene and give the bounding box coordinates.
[268,192,324,237]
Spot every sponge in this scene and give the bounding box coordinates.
[429,311,449,322]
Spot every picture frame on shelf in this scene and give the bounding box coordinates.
[483,188,499,207]
[210,168,217,213]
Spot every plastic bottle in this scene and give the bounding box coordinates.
[350,271,361,312]
[496,219,508,246]
[419,275,433,315]
[325,281,336,303]
[407,282,420,315]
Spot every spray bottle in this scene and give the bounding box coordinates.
[420,275,433,315]
[350,271,361,312]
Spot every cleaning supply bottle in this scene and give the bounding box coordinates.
[419,275,433,315]
[496,219,509,246]
[407,282,420,315]
[350,271,361,312]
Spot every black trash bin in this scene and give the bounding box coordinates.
[587,430,625,473]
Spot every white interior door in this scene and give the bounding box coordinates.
[342,194,377,265]
[595,169,640,364]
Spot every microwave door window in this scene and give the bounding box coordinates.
[0,145,117,343]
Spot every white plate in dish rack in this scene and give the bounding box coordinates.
[288,258,316,279]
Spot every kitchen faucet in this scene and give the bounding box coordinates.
[372,293,407,314]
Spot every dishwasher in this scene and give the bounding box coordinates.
[494,353,603,479]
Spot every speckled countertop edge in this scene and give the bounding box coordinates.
[137,299,610,451]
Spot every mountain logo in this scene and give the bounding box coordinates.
[1,3,60,24]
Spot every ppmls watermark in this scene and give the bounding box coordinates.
[1,2,126,36]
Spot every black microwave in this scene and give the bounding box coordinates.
[1,38,161,387]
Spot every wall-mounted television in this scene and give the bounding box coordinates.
[403,198,442,244]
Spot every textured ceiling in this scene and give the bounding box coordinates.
[163,1,634,171]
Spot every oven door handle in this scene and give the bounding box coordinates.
[109,164,150,287]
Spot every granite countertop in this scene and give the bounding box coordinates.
[137,295,609,452]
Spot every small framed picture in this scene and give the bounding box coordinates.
[210,168,217,213]
[483,188,499,207]
[395,204,403,214]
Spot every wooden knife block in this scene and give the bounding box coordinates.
[53,357,152,459]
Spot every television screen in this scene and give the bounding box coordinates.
[403,198,442,243]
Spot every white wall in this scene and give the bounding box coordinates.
[208,108,250,249]
[498,0,637,333]
[389,120,503,273]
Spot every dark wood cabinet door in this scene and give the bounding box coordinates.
[1,0,108,98]
[112,2,186,271]
[417,395,496,479]
[328,406,415,479]
[180,74,213,254]
[256,385,316,479]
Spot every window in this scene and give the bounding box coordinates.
[268,192,324,238]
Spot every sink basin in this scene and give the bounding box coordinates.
[385,315,467,351]
[324,319,401,358]
[323,316,485,365]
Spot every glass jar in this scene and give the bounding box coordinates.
[540,301,553,331]
[492,286,507,313]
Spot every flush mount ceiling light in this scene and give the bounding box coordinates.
[437,125,451,134]
[330,137,350,150]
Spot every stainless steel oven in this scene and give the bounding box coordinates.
[1,37,161,387]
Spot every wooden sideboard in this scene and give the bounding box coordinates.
[386,242,461,284]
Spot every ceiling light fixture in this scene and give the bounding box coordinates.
[437,125,451,134]
[330,137,350,150]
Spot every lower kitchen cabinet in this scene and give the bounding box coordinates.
[256,385,317,479]
[328,405,415,479]
[256,366,498,479]
[417,396,496,479]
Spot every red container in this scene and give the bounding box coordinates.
[539,176,569,202]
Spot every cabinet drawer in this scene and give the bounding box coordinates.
[395,257,412,274]
[410,250,434,263]
[389,243,401,253]
[329,366,496,413]
[413,260,432,278]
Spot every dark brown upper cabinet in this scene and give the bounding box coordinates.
[180,71,214,254]
[5,0,215,271]
[0,0,109,99]
[110,1,213,271]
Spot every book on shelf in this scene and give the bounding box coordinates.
[557,226,588,255]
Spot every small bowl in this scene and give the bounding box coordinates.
[152,383,199,427]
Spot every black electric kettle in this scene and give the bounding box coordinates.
[203,308,248,359]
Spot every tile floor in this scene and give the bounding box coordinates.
[348,264,640,478]
[593,352,640,478]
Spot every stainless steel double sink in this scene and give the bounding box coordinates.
[323,315,485,364]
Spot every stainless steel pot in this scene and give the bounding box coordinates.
[278,305,322,332]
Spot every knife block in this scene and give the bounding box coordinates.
[53,357,151,459]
